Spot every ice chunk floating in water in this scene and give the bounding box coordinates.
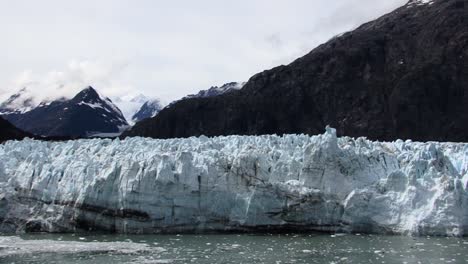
[0,127,466,236]
[0,236,155,257]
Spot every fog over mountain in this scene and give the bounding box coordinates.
[0,0,406,103]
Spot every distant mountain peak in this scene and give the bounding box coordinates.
[0,87,35,114]
[131,99,164,123]
[73,86,101,101]
[130,94,149,103]
[18,87,28,93]
[79,85,97,95]
[1,86,128,137]
[110,93,161,124]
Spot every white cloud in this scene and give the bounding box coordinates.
[5,59,136,106]
[0,0,408,103]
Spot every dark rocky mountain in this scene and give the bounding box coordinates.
[132,99,164,123]
[0,116,32,143]
[124,0,468,142]
[2,87,128,137]
[131,82,244,123]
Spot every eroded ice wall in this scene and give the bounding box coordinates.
[0,128,466,236]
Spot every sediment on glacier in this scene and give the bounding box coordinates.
[0,128,467,236]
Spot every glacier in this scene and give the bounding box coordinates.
[0,127,467,236]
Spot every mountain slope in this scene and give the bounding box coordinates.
[131,99,164,123]
[0,88,36,115]
[0,116,31,143]
[124,0,468,142]
[130,82,243,124]
[112,94,150,124]
[184,82,245,99]
[2,87,128,137]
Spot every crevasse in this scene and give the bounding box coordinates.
[0,127,466,236]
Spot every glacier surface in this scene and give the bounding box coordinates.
[0,128,467,236]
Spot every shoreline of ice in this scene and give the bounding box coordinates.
[0,128,467,236]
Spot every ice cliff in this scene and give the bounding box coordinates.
[0,128,467,236]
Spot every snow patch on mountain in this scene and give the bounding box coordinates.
[166,82,246,110]
[184,82,245,99]
[77,101,106,110]
[131,99,164,123]
[112,94,165,125]
[0,128,466,235]
[0,88,37,114]
[112,94,149,123]
[407,0,435,7]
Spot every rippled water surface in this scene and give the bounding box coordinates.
[0,233,467,263]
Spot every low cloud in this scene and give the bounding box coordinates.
[3,59,138,106]
[0,0,408,104]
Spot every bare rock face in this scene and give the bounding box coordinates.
[0,128,467,236]
[124,0,468,142]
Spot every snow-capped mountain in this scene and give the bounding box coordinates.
[131,99,164,123]
[1,86,128,137]
[184,82,245,99]
[125,82,243,124]
[125,81,245,135]
[112,94,151,124]
[0,88,36,115]
[112,94,166,125]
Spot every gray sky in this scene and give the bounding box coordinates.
[0,0,407,103]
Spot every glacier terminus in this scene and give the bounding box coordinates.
[0,127,466,236]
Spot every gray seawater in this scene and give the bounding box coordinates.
[0,233,467,264]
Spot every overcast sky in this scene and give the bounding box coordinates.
[0,0,408,103]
